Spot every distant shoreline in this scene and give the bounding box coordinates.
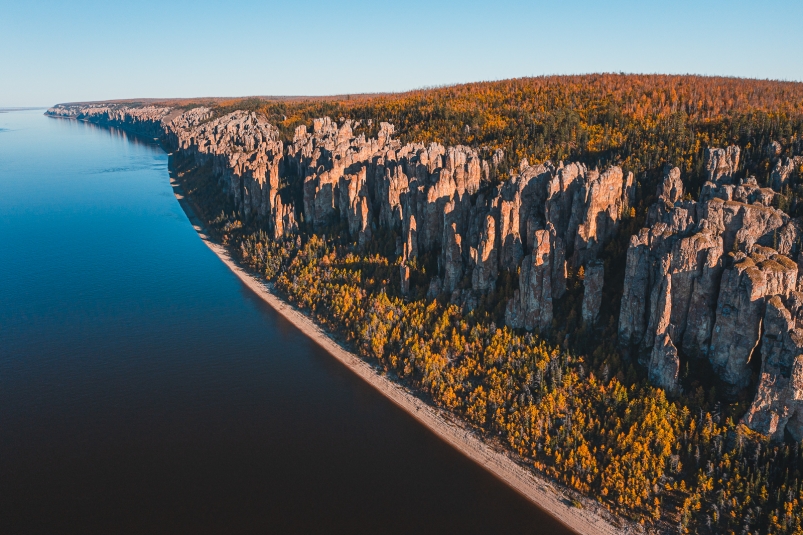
[1,107,48,112]
[167,176,631,535]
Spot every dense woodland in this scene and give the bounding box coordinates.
[172,75,803,534]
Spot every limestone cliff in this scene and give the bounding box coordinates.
[47,104,803,441]
[618,148,803,438]
[48,103,632,330]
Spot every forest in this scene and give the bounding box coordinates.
[168,74,803,534]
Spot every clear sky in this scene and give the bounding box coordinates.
[2,0,802,107]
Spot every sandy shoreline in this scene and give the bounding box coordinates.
[169,177,633,535]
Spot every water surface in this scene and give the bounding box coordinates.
[0,110,572,534]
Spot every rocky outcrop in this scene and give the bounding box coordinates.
[708,249,797,388]
[272,195,298,238]
[644,258,673,359]
[77,105,290,234]
[174,110,285,222]
[618,230,652,348]
[48,105,632,330]
[505,230,553,332]
[771,156,802,192]
[49,103,636,336]
[742,296,803,441]
[498,192,524,272]
[615,147,803,438]
[404,215,418,262]
[572,167,628,267]
[472,215,499,292]
[496,161,631,327]
[442,222,464,293]
[677,231,724,358]
[647,166,694,231]
[618,167,723,354]
[400,264,411,296]
[649,334,681,395]
[582,262,604,326]
[705,145,740,184]
[658,166,684,203]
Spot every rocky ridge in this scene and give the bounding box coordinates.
[619,148,803,438]
[47,103,632,331]
[47,103,803,441]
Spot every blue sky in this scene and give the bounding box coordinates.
[2,0,802,106]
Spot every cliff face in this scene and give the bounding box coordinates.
[741,295,803,441]
[618,149,803,438]
[48,102,633,322]
[47,103,803,441]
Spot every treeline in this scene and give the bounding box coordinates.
[198,75,803,225]
[198,74,803,187]
[169,75,803,533]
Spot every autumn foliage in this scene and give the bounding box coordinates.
[173,75,803,534]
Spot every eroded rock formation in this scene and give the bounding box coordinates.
[505,229,553,332]
[619,147,803,439]
[47,104,634,328]
[47,104,803,441]
[649,334,681,395]
[582,262,604,327]
[742,295,803,441]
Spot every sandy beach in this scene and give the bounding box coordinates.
[170,177,635,535]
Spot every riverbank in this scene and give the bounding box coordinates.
[168,176,636,535]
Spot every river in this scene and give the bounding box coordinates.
[0,109,573,534]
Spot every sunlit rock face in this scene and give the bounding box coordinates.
[614,147,803,440]
[47,105,803,441]
[47,105,635,330]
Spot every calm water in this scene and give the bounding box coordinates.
[0,110,571,534]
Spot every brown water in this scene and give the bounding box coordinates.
[0,109,574,534]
